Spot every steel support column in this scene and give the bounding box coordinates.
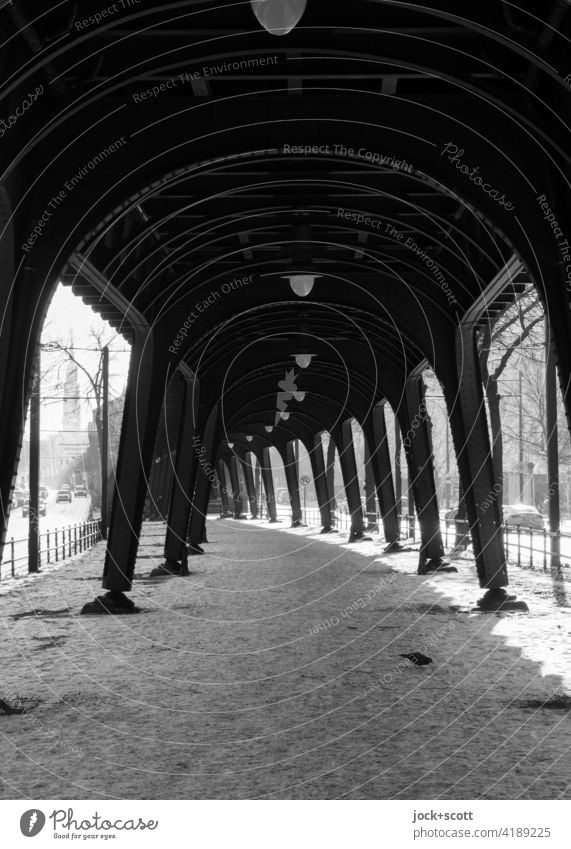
[363,441,378,532]
[72,256,159,614]
[363,407,400,549]
[546,320,561,570]
[453,325,510,591]
[90,337,167,609]
[334,421,367,541]
[217,459,233,517]
[161,368,199,572]
[187,407,220,550]
[443,256,528,611]
[284,441,304,526]
[156,451,174,520]
[308,434,335,532]
[400,375,447,572]
[261,447,279,522]
[229,455,247,518]
[240,453,258,518]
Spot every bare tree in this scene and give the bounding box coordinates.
[478,288,544,499]
[40,326,126,499]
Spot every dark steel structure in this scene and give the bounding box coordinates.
[1,1,570,612]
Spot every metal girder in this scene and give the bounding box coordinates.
[187,405,220,547]
[333,420,366,540]
[163,365,200,566]
[364,405,400,545]
[282,441,303,526]
[399,375,446,570]
[308,433,336,532]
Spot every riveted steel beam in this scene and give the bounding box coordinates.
[162,365,199,567]
[363,404,400,546]
[399,374,446,571]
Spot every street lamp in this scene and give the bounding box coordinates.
[293,353,314,369]
[282,273,320,296]
[250,0,308,36]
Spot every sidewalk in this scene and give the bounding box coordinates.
[0,517,570,800]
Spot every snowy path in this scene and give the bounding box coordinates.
[0,517,570,800]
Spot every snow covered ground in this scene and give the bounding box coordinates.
[0,516,570,800]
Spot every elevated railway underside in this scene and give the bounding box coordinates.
[1,0,571,615]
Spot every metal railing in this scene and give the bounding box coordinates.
[244,501,571,574]
[438,519,570,573]
[301,507,570,573]
[0,519,102,581]
[300,505,418,537]
[502,524,570,572]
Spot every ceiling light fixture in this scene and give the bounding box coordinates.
[282,273,320,297]
[293,391,306,402]
[265,425,274,433]
[250,0,307,37]
[227,442,234,449]
[246,435,254,442]
[293,353,314,369]
[279,411,290,421]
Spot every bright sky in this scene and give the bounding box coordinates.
[30,283,131,438]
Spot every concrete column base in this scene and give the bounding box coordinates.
[150,559,190,577]
[383,540,406,553]
[349,529,373,542]
[81,591,140,616]
[418,556,457,575]
[475,588,529,613]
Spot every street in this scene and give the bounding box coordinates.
[1,489,92,576]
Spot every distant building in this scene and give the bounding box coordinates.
[49,359,89,486]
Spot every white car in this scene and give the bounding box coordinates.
[503,504,544,530]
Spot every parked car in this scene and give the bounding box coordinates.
[445,506,470,524]
[444,507,457,524]
[12,488,25,507]
[22,498,46,518]
[56,488,72,503]
[74,487,88,498]
[503,504,545,530]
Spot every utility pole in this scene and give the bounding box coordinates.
[254,459,262,517]
[519,371,524,502]
[545,320,560,568]
[28,353,40,573]
[394,420,402,516]
[445,424,451,509]
[100,346,109,538]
